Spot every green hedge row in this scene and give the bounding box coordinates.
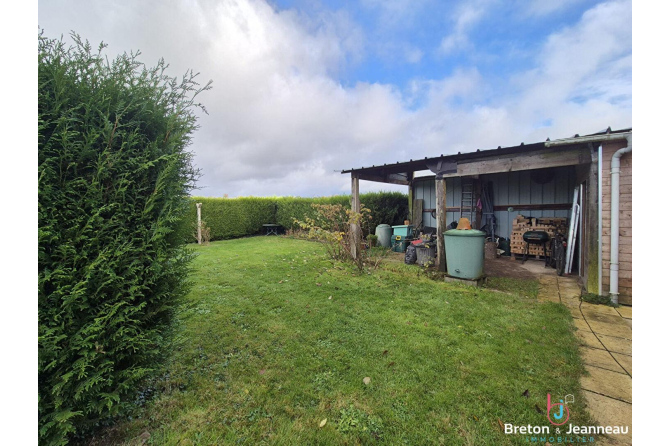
[275,196,349,230]
[185,192,409,242]
[188,197,277,240]
[357,191,412,235]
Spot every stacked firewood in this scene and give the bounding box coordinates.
[510,215,568,257]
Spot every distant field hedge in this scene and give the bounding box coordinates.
[186,192,409,242]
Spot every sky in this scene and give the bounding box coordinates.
[38,0,632,198]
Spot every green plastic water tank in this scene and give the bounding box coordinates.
[391,225,414,237]
[443,229,486,279]
[375,224,392,248]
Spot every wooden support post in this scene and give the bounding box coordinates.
[474,178,482,230]
[350,174,361,260]
[435,177,447,272]
[585,146,600,294]
[408,171,414,222]
[196,203,202,245]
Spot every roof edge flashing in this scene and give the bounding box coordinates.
[545,131,631,147]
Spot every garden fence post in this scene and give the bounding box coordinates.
[196,202,202,245]
[350,174,360,259]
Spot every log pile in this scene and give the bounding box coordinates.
[510,215,568,257]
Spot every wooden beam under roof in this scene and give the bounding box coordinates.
[441,147,591,178]
[343,143,591,183]
[358,172,410,185]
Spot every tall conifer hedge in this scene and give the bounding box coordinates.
[38,33,210,444]
[181,192,409,242]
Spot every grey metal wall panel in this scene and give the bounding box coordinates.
[446,211,459,227]
[493,166,575,238]
[518,170,531,205]
[542,177,556,218]
[412,166,576,239]
[531,175,543,204]
[508,172,520,205]
[446,177,461,228]
[554,168,570,204]
[495,172,509,206]
[446,177,459,208]
[415,177,436,227]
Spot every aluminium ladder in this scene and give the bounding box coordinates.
[460,179,477,224]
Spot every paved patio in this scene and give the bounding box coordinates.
[536,269,632,446]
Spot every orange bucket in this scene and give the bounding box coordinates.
[456,217,472,230]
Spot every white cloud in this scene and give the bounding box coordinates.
[507,0,632,138]
[361,0,429,27]
[522,0,589,17]
[38,0,631,198]
[438,1,488,55]
[404,46,424,64]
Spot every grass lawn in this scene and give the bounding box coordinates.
[97,237,591,445]
[483,277,540,299]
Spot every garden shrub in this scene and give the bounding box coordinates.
[275,196,349,230]
[293,203,371,270]
[38,32,210,445]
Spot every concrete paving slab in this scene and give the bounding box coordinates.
[557,279,581,289]
[559,291,582,302]
[572,318,590,331]
[616,306,632,319]
[581,307,624,325]
[595,333,632,356]
[562,298,582,309]
[560,291,580,300]
[538,294,560,303]
[580,348,627,374]
[581,302,621,317]
[557,277,581,293]
[508,253,632,446]
[587,320,632,340]
[568,306,584,319]
[576,329,606,350]
[611,353,632,376]
[583,390,632,445]
[582,365,632,403]
[538,277,557,290]
[559,289,582,300]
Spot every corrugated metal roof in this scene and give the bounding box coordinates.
[340,127,631,175]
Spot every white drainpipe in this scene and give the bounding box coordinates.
[609,135,632,304]
[545,131,631,298]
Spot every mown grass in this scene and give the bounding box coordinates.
[483,277,540,299]
[94,237,592,445]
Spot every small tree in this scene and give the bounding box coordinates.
[294,203,372,270]
[38,31,211,445]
